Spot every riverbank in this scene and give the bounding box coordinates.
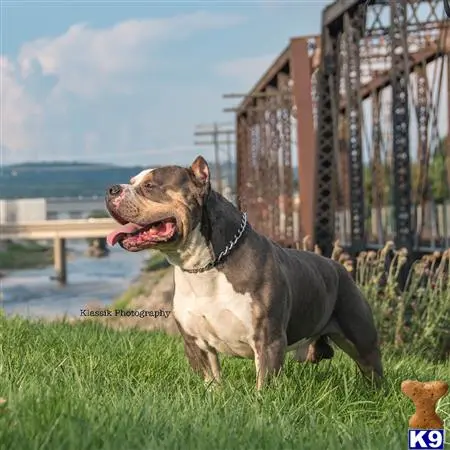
[1,243,148,320]
[79,251,178,335]
[0,241,53,271]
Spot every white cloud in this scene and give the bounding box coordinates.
[18,11,245,97]
[0,56,42,152]
[215,54,276,89]
[1,11,245,162]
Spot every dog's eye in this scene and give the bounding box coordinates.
[144,182,155,190]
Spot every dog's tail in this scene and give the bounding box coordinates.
[332,262,384,378]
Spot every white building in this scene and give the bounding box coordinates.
[0,198,47,224]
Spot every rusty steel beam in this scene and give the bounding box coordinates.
[278,72,295,244]
[314,27,341,256]
[416,64,430,196]
[256,97,270,238]
[371,89,384,245]
[343,7,366,254]
[323,0,444,31]
[414,63,431,240]
[340,40,450,111]
[290,37,317,242]
[447,54,450,194]
[314,0,446,256]
[338,116,350,210]
[323,0,365,29]
[234,36,320,115]
[235,46,290,115]
[234,0,447,255]
[266,86,282,243]
[249,109,260,229]
[236,115,248,213]
[232,35,321,248]
[390,0,413,253]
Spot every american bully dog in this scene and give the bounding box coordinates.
[105,156,383,390]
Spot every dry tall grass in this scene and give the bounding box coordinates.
[306,237,449,361]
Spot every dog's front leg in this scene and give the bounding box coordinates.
[184,339,221,386]
[175,321,221,385]
[252,333,287,390]
[201,348,221,386]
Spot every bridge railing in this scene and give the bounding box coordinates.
[0,218,118,240]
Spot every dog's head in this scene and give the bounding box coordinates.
[105,156,210,252]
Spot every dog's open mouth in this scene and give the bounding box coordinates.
[106,218,177,249]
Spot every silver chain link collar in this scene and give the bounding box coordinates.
[182,212,248,274]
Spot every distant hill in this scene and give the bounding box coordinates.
[0,161,237,199]
[0,161,298,199]
[1,162,149,199]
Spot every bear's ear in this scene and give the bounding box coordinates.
[190,155,210,185]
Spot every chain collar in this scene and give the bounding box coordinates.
[182,212,248,274]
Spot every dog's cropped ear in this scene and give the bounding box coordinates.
[190,156,210,186]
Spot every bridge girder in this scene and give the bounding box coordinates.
[313,0,446,256]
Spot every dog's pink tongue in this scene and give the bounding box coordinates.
[106,223,141,246]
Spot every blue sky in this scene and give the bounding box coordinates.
[1,0,332,167]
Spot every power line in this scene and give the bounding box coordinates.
[193,123,235,195]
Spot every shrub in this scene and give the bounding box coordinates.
[327,240,449,361]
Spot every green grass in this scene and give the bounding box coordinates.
[111,283,147,310]
[0,317,448,450]
[143,250,170,272]
[0,241,53,270]
[111,271,169,311]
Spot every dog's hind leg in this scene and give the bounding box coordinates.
[330,264,384,384]
[328,332,383,385]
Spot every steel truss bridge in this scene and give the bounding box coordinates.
[226,0,450,258]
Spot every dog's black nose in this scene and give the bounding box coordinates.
[108,184,123,196]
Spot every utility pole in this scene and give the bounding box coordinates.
[212,123,222,194]
[225,130,234,190]
[194,122,235,196]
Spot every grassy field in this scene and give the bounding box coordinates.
[0,316,448,450]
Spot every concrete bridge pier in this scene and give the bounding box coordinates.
[53,237,67,285]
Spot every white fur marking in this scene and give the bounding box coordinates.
[130,168,154,186]
[173,267,255,358]
[165,224,212,270]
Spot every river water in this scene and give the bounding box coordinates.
[0,242,149,320]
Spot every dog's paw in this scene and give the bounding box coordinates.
[293,337,334,364]
[312,337,334,362]
[204,379,221,392]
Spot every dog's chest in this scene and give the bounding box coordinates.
[173,268,255,358]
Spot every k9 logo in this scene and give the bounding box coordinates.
[408,429,445,450]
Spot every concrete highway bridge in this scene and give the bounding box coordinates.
[0,218,118,284]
